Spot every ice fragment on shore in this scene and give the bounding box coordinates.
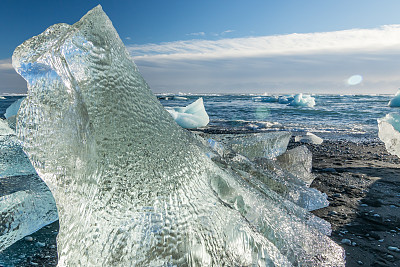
[0,134,58,251]
[295,132,323,145]
[288,93,315,107]
[276,145,314,186]
[388,89,400,107]
[377,113,400,157]
[13,5,345,266]
[166,98,209,128]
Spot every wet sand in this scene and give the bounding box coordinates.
[2,138,400,266]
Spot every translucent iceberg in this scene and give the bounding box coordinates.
[288,93,316,107]
[0,133,57,251]
[13,5,345,266]
[166,98,209,128]
[388,89,400,107]
[378,113,400,157]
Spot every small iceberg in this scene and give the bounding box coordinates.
[288,93,315,107]
[388,89,400,107]
[166,97,209,128]
[378,113,400,157]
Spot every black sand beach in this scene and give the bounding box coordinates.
[2,138,400,266]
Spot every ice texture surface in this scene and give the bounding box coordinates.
[166,97,209,128]
[388,89,400,107]
[0,131,57,251]
[378,113,400,157]
[208,131,292,160]
[288,93,316,107]
[13,5,345,266]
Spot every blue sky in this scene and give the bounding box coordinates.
[2,0,400,94]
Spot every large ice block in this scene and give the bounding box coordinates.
[378,112,400,157]
[13,5,345,266]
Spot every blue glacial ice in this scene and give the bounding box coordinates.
[388,89,400,107]
[288,93,316,107]
[12,5,345,266]
[166,97,209,128]
[378,112,400,157]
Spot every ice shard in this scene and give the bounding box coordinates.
[378,112,400,157]
[4,97,24,129]
[13,5,345,266]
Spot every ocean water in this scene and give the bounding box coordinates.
[0,94,396,141]
[159,94,396,141]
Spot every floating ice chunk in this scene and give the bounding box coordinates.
[252,96,279,103]
[295,132,323,145]
[173,95,188,100]
[288,93,315,107]
[278,95,294,104]
[277,145,315,186]
[388,89,400,107]
[13,6,344,265]
[166,98,209,128]
[378,113,400,157]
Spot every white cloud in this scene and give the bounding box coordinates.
[0,58,13,70]
[129,25,400,94]
[0,58,27,94]
[129,25,400,60]
[221,29,235,35]
[187,32,205,36]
